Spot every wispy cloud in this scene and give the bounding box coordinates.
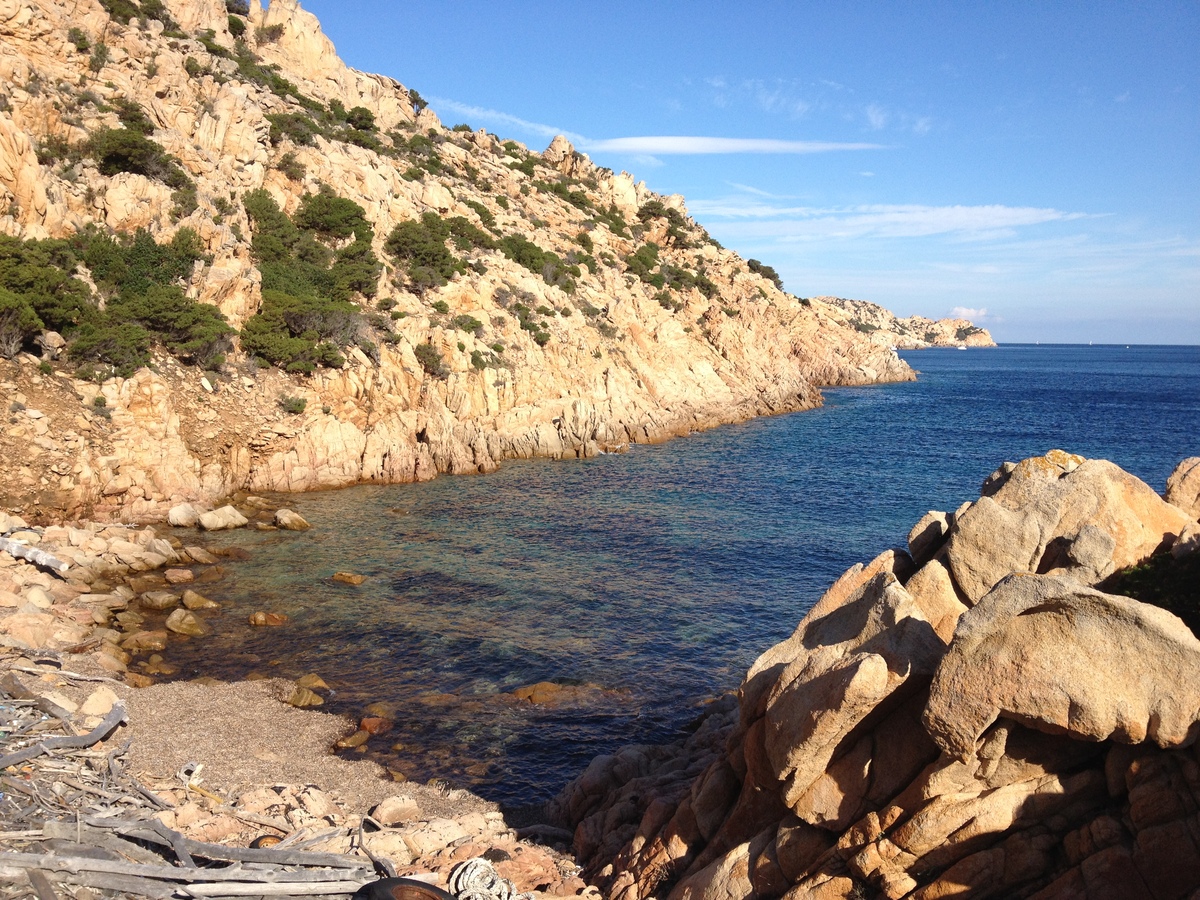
[429,98,586,144]
[865,103,888,130]
[430,98,885,158]
[951,306,989,318]
[583,136,884,155]
[688,201,1089,240]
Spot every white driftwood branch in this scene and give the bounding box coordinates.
[0,537,70,573]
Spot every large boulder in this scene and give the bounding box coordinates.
[924,574,1200,758]
[198,505,248,531]
[940,450,1191,604]
[1166,457,1200,520]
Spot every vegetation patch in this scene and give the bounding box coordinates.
[747,258,783,291]
[498,235,578,293]
[241,187,379,372]
[1106,551,1200,636]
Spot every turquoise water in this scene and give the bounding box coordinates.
[169,345,1200,805]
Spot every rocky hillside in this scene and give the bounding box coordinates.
[815,297,996,349]
[550,451,1200,900]
[0,0,926,524]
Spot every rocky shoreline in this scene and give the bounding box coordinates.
[546,452,1200,900]
[3,452,1200,897]
[0,501,596,897]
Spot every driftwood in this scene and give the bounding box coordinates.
[0,537,70,573]
[0,702,126,769]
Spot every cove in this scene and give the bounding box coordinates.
[164,345,1200,807]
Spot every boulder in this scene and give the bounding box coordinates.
[274,508,310,530]
[182,589,219,610]
[165,608,209,637]
[168,503,201,527]
[924,574,1200,758]
[941,451,1191,604]
[332,571,365,585]
[372,795,420,826]
[1166,457,1200,520]
[1172,522,1200,559]
[198,506,249,531]
[139,591,179,611]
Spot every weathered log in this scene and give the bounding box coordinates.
[84,816,372,869]
[0,537,70,573]
[0,703,126,769]
[0,850,373,884]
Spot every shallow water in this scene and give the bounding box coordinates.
[165,344,1200,806]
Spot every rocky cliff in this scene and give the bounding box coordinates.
[0,0,928,523]
[550,452,1200,900]
[814,297,996,349]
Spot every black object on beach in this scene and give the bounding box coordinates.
[354,878,455,900]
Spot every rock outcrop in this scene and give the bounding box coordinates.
[0,0,931,523]
[814,297,996,349]
[550,451,1200,900]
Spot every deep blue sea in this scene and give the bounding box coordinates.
[172,345,1200,806]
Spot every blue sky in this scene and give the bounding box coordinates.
[295,1,1199,343]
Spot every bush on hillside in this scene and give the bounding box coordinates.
[498,235,577,293]
[384,213,472,294]
[747,258,783,291]
[0,288,43,358]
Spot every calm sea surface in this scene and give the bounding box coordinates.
[170,345,1200,806]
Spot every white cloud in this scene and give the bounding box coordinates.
[951,306,989,318]
[687,201,1088,240]
[583,136,884,155]
[429,98,585,145]
[1114,91,1130,103]
[865,103,888,130]
[428,98,885,158]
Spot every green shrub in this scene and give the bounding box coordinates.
[452,314,483,336]
[183,56,204,78]
[495,196,509,210]
[498,235,575,293]
[413,341,446,378]
[533,330,550,347]
[574,231,593,252]
[70,317,151,376]
[67,27,90,52]
[279,394,307,414]
[624,242,662,287]
[470,349,487,370]
[0,288,43,358]
[384,213,467,293]
[227,14,246,37]
[507,157,538,177]
[108,283,232,367]
[97,0,140,22]
[345,106,376,131]
[266,112,318,146]
[88,43,109,73]
[535,178,592,211]
[408,89,427,113]
[747,258,783,291]
[240,290,353,373]
[463,199,495,230]
[112,97,154,135]
[86,127,192,193]
[1107,551,1200,636]
[276,151,305,181]
[431,299,449,314]
[256,23,285,44]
